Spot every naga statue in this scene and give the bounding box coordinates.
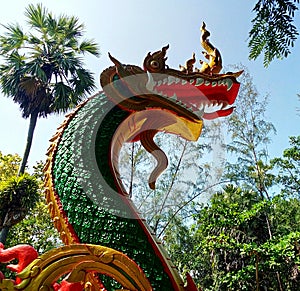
[0,23,242,290]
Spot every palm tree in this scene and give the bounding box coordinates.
[0,3,100,175]
[0,4,99,244]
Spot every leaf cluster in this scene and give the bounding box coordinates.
[271,136,300,198]
[166,185,300,290]
[249,0,299,66]
[163,66,300,289]
[0,152,21,181]
[0,173,39,228]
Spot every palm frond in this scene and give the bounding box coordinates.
[25,3,47,31]
[0,23,26,53]
[79,40,100,56]
[0,3,100,118]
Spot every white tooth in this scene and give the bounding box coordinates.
[181,79,187,85]
[168,76,176,85]
[199,103,204,110]
[212,81,217,87]
[170,93,177,101]
[146,72,155,91]
[204,80,210,86]
[190,79,194,84]
[175,78,181,84]
[163,78,168,84]
[226,79,233,91]
[157,80,162,86]
[218,79,226,86]
[195,78,204,86]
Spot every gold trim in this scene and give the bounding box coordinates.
[43,99,90,245]
[13,244,152,290]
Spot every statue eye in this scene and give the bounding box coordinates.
[150,60,160,69]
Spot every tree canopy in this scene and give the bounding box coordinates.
[249,0,299,66]
[0,3,99,243]
[0,3,100,175]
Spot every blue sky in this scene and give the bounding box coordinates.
[0,0,299,168]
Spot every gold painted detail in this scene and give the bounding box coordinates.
[1,244,152,290]
[0,278,16,290]
[199,22,222,74]
[179,22,222,75]
[43,100,89,245]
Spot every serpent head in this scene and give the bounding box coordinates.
[100,43,241,189]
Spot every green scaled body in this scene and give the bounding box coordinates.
[52,92,175,290]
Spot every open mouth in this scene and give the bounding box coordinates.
[146,72,240,120]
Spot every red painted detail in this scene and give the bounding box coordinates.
[129,134,141,142]
[203,107,235,120]
[53,280,83,291]
[185,273,199,291]
[0,243,38,283]
[155,82,240,106]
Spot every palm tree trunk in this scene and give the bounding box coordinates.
[0,226,9,244]
[0,112,39,244]
[18,111,38,175]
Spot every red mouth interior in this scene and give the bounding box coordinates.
[155,82,239,104]
[153,80,240,119]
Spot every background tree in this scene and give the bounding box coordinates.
[271,136,300,199]
[0,3,99,175]
[224,65,276,198]
[170,185,300,290]
[5,161,61,253]
[0,155,61,276]
[163,131,300,289]
[0,152,20,180]
[0,152,39,243]
[119,122,223,238]
[249,0,299,66]
[163,66,300,289]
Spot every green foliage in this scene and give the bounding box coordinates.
[163,67,300,289]
[225,66,276,197]
[0,152,61,249]
[0,152,21,181]
[6,200,62,253]
[165,186,300,290]
[0,173,39,228]
[271,136,300,198]
[0,153,61,277]
[249,0,299,66]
